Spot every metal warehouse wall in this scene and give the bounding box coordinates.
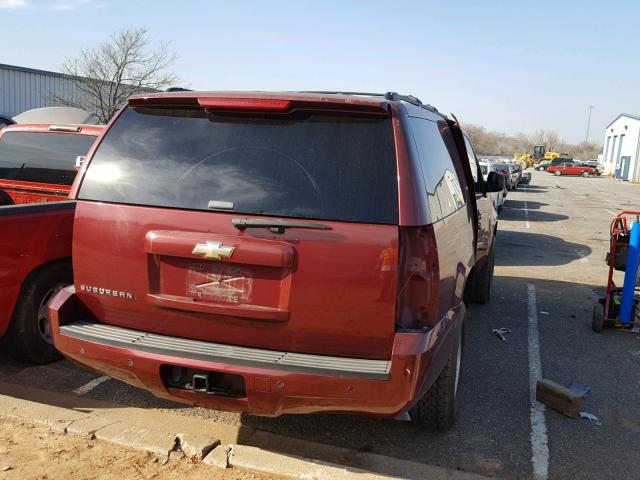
[0,64,80,118]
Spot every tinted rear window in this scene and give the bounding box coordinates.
[0,131,96,185]
[79,107,398,224]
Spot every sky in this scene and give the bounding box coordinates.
[1,0,638,143]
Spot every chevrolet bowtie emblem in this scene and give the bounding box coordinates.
[192,241,235,260]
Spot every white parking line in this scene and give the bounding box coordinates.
[527,284,549,480]
[73,376,111,395]
[523,185,530,229]
[607,209,617,216]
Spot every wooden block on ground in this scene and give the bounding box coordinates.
[536,379,582,418]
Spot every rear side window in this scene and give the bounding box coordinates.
[79,108,399,224]
[408,118,465,222]
[0,132,95,185]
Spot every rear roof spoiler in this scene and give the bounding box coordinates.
[127,94,390,115]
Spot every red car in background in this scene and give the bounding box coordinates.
[0,124,104,205]
[547,161,598,177]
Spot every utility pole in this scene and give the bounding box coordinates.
[585,105,595,143]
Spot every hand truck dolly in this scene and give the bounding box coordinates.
[592,211,640,332]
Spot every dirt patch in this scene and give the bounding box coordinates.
[0,415,278,480]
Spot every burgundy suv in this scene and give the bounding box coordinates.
[50,91,502,431]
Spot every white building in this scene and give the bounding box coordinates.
[601,113,640,181]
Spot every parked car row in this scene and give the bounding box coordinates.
[1,91,505,432]
[492,161,523,190]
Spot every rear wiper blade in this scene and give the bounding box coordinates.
[232,218,333,234]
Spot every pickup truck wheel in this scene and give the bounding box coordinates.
[466,244,495,304]
[6,263,71,364]
[409,330,462,432]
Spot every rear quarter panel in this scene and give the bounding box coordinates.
[0,203,75,336]
[395,107,475,317]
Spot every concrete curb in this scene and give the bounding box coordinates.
[216,443,491,480]
[0,381,493,480]
[216,431,491,480]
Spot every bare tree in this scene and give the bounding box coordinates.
[464,123,601,160]
[55,27,180,123]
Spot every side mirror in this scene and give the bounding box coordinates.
[486,171,505,192]
[74,155,86,172]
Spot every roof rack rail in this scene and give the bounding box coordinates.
[384,92,420,105]
[297,90,439,114]
[384,92,439,113]
[299,90,387,97]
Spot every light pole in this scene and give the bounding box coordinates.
[585,105,595,143]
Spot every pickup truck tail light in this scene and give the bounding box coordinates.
[395,225,440,330]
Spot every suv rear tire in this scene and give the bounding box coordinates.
[466,244,495,304]
[410,331,462,432]
[6,262,71,364]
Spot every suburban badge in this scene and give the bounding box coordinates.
[79,284,133,299]
[192,241,235,260]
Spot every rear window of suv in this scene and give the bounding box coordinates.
[0,131,96,185]
[79,107,399,224]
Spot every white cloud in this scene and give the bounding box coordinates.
[0,0,27,9]
[52,0,107,11]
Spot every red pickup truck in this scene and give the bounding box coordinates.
[0,124,104,205]
[0,124,103,364]
[50,91,502,430]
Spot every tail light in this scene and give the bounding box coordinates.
[197,97,292,111]
[499,171,509,177]
[395,225,440,330]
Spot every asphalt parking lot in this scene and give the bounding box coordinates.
[1,170,639,479]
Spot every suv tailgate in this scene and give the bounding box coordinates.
[74,104,399,360]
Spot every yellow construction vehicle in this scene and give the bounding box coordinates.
[515,145,563,168]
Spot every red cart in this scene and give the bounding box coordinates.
[592,210,640,332]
